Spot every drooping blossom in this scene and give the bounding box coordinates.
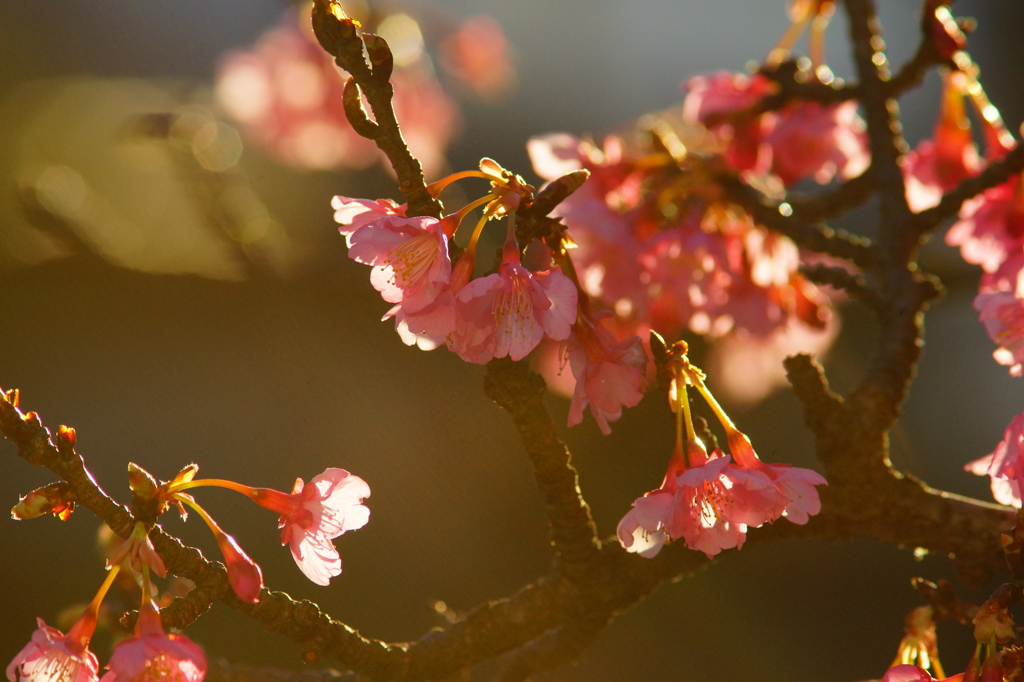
[670,451,778,557]
[617,342,827,559]
[616,490,673,558]
[565,319,647,435]
[216,10,458,175]
[249,469,371,586]
[965,412,1024,507]
[903,71,981,213]
[881,665,964,682]
[723,428,828,525]
[449,228,577,364]
[101,600,206,682]
[347,215,452,315]
[107,522,167,579]
[7,567,122,682]
[7,619,100,682]
[947,175,1024,275]
[974,290,1024,377]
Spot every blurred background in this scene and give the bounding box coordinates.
[2,1,1024,680]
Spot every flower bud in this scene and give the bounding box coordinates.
[363,33,394,82]
[12,482,75,521]
[128,463,159,501]
[216,532,264,603]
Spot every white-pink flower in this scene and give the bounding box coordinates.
[264,469,371,586]
[616,491,673,558]
[566,321,647,435]
[101,602,206,682]
[670,454,777,558]
[347,215,452,314]
[764,100,870,186]
[974,289,1024,376]
[332,197,406,245]
[7,619,99,682]
[965,412,1024,507]
[449,260,577,364]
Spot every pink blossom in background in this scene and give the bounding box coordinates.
[7,618,100,682]
[566,320,648,435]
[347,215,451,313]
[706,314,838,407]
[946,175,1024,274]
[101,601,206,682]
[216,12,458,175]
[448,245,577,363]
[253,468,371,586]
[764,100,870,186]
[526,132,838,406]
[965,412,1024,507]
[974,290,1024,376]
[440,15,517,101]
[682,71,776,174]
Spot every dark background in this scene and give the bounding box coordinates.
[2,1,1024,680]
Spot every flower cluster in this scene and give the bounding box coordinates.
[334,158,650,434]
[616,340,826,559]
[526,128,837,405]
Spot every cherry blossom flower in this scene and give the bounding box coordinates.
[107,522,167,578]
[565,318,647,435]
[250,469,371,586]
[965,412,1024,507]
[683,71,776,174]
[724,429,828,525]
[669,452,778,557]
[449,228,576,364]
[946,175,1024,274]
[347,215,452,314]
[764,100,870,186]
[881,665,964,682]
[903,71,981,213]
[616,490,673,558]
[7,619,100,682]
[974,290,1024,376]
[332,196,406,245]
[101,600,206,682]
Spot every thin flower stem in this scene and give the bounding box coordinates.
[172,478,257,499]
[426,171,490,197]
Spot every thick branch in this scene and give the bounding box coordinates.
[483,358,601,576]
[719,176,875,268]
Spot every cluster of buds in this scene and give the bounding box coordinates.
[334,158,651,434]
[616,339,826,558]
